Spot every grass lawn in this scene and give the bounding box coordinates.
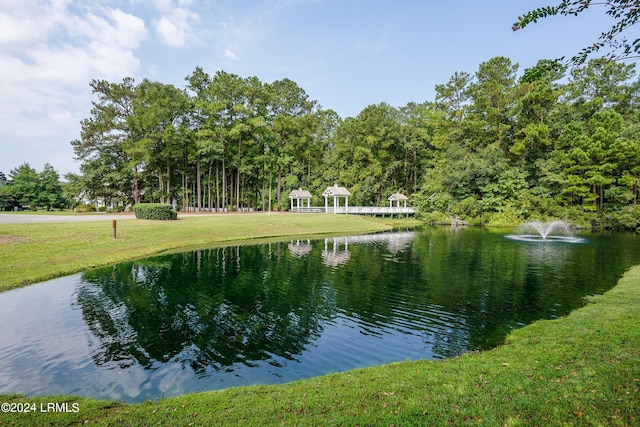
[0,213,638,426]
[0,213,418,291]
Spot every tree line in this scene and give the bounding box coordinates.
[2,56,640,228]
[0,165,67,211]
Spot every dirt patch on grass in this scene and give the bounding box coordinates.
[0,235,26,244]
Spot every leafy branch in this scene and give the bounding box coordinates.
[513,1,640,64]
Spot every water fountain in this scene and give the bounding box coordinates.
[506,220,586,243]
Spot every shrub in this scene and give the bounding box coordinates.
[133,203,177,220]
[484,207,524,227]
[417,210,451,225]
[598,206,640,231]
[453,196,483,218]
[556,206,596,229]
[74,204,95,213]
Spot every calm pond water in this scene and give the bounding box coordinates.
[1,227,639,403]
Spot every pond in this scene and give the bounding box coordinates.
[1,227,639,403]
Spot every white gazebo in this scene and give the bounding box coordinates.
[289,188,313,211]
[388,192,409,208]
[323,184,351,214]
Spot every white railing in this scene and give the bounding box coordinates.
[290,207,327,213]
[291,206,416,215]
[341,206,415,215]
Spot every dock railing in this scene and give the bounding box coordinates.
[291,206,415,215]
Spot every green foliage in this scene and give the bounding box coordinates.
[67,56,640,227]
[133,203,177,220]
[515,1,640,64]
[416,210,451,225]
[9,163,39,209]
[0,185,15,211]
[8,163,67,210]
[483,207,525,227]
[598,205,640,231]
[38,164,66,210]
[453,196,483,218]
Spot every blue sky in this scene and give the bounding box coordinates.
[0,0,624,176]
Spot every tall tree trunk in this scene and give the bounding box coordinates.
[208,165,212,212]
[269,167,273,214]
[236,136,242,211]
[277,134,285,205]
[132,165,140,205]
[230,171,234,210]
[192,179,197,210]
[261,163,266,211]
[240,175,244,210]
[166,161,171,205]
[277,169,281,206]
[216,162,220,211]
[182,173,187,211]
[158,171,164,203]
[196,153,202,212]
[222,157,227,210]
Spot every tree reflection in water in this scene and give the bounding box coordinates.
[70,228,640,399]
[77,243,331,376]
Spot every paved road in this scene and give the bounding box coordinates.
[0,213,138,224]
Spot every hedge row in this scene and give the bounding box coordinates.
[133,203,177,220]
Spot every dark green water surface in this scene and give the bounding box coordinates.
[1,227,639,402]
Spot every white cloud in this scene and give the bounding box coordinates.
[0,1,149,173]
[0,2,147,86]
[152,1,200,47]
[214,16,264,65]
[155,15,185,47]
[224,49,238,61]
[0,0,67,49]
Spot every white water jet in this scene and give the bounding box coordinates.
[506,220,586,243]
[522,220,572,239]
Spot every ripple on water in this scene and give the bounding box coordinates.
[505,234,587,243]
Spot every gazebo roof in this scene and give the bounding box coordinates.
[323,184,351,197]
[388,192,409,201]
[289,188,312,199]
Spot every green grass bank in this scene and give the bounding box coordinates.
[0,213,417,291]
